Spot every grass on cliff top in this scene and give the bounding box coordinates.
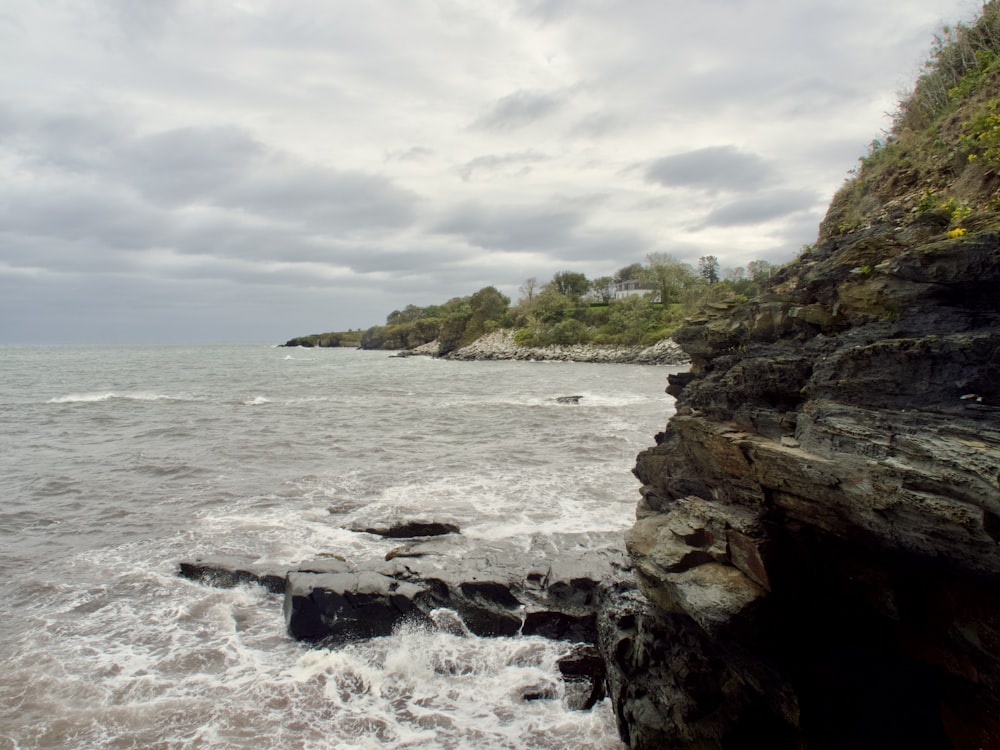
[821,0,1000,243]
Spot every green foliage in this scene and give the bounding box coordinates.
[916,188,939,213]
[550,271,591,299]
[895,6,1000,132]
[513,327,535,346]
[644,253,697,305]
[529,287,576,324]
[746,260,774,282]
[341,256,778,352]
[531,319,592,346]
[590,276,615,304]
[938,196,974,225]
[821,2,1000,242]
[613,263,644,283]
[284,330,362,347]
[461,286,510,344]
[698,255,720,284]
[949,49,998,101]
[961,98,1000,166]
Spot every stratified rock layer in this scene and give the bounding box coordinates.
[620,224,1000,749]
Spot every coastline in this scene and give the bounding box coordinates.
[400,330,690,365]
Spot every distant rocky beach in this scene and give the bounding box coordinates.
[398,330,689,366]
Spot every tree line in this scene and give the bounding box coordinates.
[353,254,776,353]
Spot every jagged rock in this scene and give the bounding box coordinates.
[622,221,1000,747]
[177,557,286,594]
[598,585,800,749]
[184,534,633,649]
[557,643,607,710]
[348,519,461,538]
[627,506,767,637]
[376,534,630,642]
[283,571,431,642]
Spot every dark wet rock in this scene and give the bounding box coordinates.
[177,557,286,595]
[181,533,634,709]
[557,644,607,710]
[279,534,632,644]
[555,395,583,404]
[283,571,430,642]
[520,680,561,702]
[598,585,800,749]
[522,610,596,642]
[618,226,1000,744]
[348,519,461,538]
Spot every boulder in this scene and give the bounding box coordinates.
[377,534,630,643]
[177,557,286,594]
[557,643,607,710]
[348,519,461,538]
[283,571,430,642]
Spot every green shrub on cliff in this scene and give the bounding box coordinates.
[823,1,1000,242]
[358,287,511,354]
[294,256,777,351]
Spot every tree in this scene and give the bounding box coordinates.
[385,304,426,325]
[519,277,539,303]
[614,263,645,283]
[747,260,774,282]
[591,276,615,304]
[645,253,696,305]
[550,271,591,299]
[467,286,510,335]
[698,255,720,284]
[532,286,574,323]
[724,266,747,282]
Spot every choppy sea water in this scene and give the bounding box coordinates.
[0,344,680,750]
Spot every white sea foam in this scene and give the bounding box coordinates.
[47,391,196,404]
[1,344,667,749]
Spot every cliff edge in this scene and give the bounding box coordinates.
[607,9,1000,749]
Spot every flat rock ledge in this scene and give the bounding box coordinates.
[403,330,689,365]
[178,533,634,708]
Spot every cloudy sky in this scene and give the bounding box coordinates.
[0,0,977,344]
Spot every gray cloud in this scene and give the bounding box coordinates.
[702,190,821,228]
[518,0,577,23]
[433,200,646,264]
[122,127,263,206]
[220,166,417,233]
[385,146,434,162]
[434,202,581,252]
[457,150,550,181]
[472,90,564,131]
[0,0,955,343]
[646,147,776,194]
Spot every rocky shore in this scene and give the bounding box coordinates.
[180,524,634,711]
[402,330,689,365]
[615,222,1000,748]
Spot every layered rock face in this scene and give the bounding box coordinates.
[615,221,1000,748]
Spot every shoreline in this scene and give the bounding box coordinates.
[399,330,690,365]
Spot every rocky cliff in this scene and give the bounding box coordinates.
[606,11,1000,749]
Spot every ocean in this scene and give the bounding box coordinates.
[0,343,680,749]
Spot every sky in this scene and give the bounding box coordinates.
[0,0,981,344]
